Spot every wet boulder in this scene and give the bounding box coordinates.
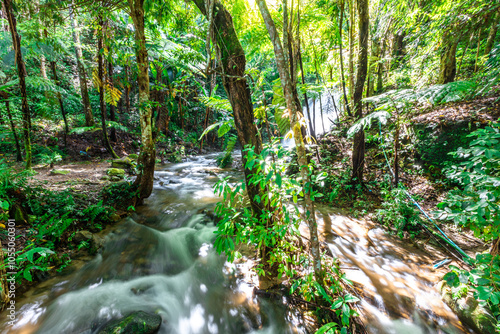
[438,281,496,334]
[98,311,162,334]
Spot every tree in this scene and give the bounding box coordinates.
[127,0,156,203]
[257,0,323,283]
[70,2,95,127]
[3,0,32,169]
[191,0,264,216]
[351,0,368,182]
[97,16,119,159]
[438,29,460,84]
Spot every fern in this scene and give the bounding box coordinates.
[198,96,232,111]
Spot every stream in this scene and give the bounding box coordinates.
[1,153,471,334]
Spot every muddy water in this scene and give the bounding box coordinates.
[1,154,470,334]
[317,208,471,334]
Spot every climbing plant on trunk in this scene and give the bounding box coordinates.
[128,0,156,203]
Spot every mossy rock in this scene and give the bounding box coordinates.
[50,169,70,175]
[112,157,135,168]
[438,281,496,334]
[110,176,123,182]
[128,154,139,160]
[106,168,125,177]
[98,311,162,334]
[101,175,110,181]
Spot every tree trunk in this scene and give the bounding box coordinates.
[348,0,355,104]
[191,0,264,217]
[97,17,118,159]
[438,30,459,84]
[1,93,22,162]
[351,0,369,182]
[485,12,499,57]
[4,0,31,169]
[391,31,405,69]
[107,60,117,142]
[127,0,156,203]
[257,0,323,284]
[50,61,69,146]
[339,0,352,116]
[124,64,131,115]
[70,2,94,127]
[376,33,387,93]
[368,37,380,97]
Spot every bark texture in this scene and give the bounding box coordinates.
[128,0,156,203]
[192,0,264,216]
[351,0,369,182]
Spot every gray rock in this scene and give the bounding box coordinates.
[74,230,93,244]
[98,311,162,334]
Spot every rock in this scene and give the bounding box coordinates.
[110,176,122,182]
[128,154,139,160]
[74,230,93,244]
[109,213,121,222]
[438,280,496,334]
[101,175,110,181]
[112,157,135,169]
[50,169,70,175]
[98,311,162,334]
[107,168,125,177]
[91,235,106,251]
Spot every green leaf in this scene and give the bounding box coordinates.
[315,322,337,334]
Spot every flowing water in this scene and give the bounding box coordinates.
[1,154,471,334]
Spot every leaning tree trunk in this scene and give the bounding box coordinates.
[351,0,369,182]
[191,0,264,217]
[1,93,22,161]
[97,18,118,159]
[4,0,31,169]
[257,0,324,284]
[438,30,460,84]
[127,0,156,203]
[70,3,94,127]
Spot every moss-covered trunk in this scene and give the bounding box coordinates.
[191,0,264,216]
[128,0,156,203]
[351,0,369,182]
